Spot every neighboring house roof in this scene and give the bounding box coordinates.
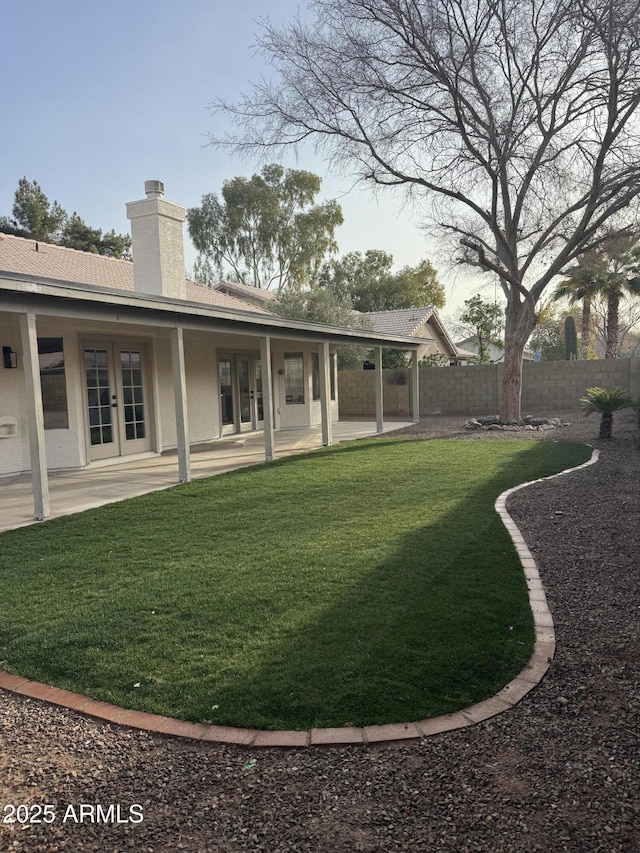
[455,335,534,362]
[360,307,462,360]
[456,335,533,364]
[454,345,479,360]
[0,234,272,315]
[213,280,277,307]
[359,306,436,337]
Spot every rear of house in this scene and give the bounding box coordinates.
[1,181,427,518]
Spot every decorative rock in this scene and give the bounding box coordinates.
[488,424,504,431]
[463,419,483,430]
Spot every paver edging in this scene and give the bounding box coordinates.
[0,445,600,748]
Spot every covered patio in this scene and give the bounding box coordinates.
[0,419,412,532]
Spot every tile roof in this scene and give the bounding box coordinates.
[359,307,436,336]
[0,234,272,315]
[214,279,277,302]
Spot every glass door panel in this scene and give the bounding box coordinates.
[219,359,234,433]
[84,347,119,460]
[218,354,265,435]
[118,349,150,452]
[254,360,264,425]
[84,343,152,461]
[237,357,252,429]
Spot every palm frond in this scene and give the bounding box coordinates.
[580,386,634,416]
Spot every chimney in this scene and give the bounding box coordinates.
[126,180,187,300]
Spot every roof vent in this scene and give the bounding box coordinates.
[144,180,164,198]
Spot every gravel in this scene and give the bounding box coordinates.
[1,409,638,852]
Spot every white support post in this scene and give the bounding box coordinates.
[170,326,191,483]
[319,340,333,447]
[411,349,420,422]
[19,312,50,520]
[260,336,275,461]
[375,346,384,433]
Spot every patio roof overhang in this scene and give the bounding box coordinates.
[0,274,434,350]
[2,272,426,523]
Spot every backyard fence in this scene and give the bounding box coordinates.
[338,358,640,418]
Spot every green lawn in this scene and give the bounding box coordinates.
[0,438,590,730]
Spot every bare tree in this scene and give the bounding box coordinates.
[215,0,640,420]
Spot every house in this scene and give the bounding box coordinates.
[213,279,278,310]
[0,181,430,520]
[455,335,534,364]
[359,307,469,365]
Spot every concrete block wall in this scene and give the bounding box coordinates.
[338,358,640,418]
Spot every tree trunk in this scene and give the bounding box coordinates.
[581,297,591,359]
[499,295,537,423]
[605,292,619,358]
[599,412,613,439]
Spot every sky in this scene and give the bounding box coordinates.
[1,0,487,316]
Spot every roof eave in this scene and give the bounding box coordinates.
[0,273,433,349]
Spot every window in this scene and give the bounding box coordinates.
[311,352,336,402]
[38,338,68,429]
[284,352,304,404]
[311,352,320,401]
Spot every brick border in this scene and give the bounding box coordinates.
[0,447,599,748]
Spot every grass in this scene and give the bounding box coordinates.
[0,438,591,730]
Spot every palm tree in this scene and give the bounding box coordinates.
[554,255,604,359]
[600,240,640,358]
[557,235,640,358]
[580,387,634,439]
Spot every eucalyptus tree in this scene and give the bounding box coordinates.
[188,164,343,293]
[318,250,445,312]
[215,0,640,421]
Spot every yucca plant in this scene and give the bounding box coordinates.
[580,386,634,439]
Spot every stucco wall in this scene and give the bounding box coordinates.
[1,317,88,476]
[270,341,339,429]
[339,359,640,417]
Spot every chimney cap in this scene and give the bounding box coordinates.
[144,180,165,198]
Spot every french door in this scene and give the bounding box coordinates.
[83,343,152,461]
[218,355,264,435]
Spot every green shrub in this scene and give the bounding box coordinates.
[580,386,634,439]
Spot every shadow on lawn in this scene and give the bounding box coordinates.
[0,438,591,731]
[185,440,588,730]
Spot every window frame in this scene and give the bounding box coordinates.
[284,352,305,405]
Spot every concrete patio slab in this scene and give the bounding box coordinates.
[0,420,412,532]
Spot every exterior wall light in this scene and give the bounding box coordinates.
[2,347,17,369]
